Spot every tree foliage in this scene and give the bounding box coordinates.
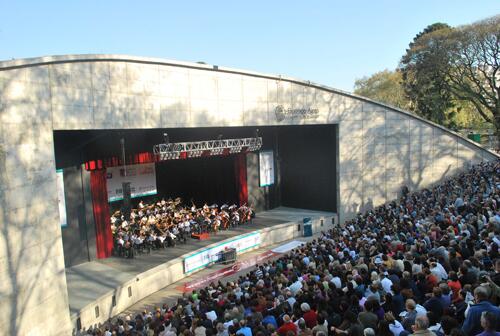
[355,15,499,148]
[399,23,457,127]
[402,16,499,145]
[444,16,499,131]
[353,69,410,110]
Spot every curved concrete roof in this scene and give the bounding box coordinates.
[0,53,497,157]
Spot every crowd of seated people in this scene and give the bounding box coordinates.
[111,198,254,258]
[87,160,500,336]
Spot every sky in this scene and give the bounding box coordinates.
[0,1,498,92]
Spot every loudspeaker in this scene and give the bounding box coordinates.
[122,182,131,220]
[331,217,335,226]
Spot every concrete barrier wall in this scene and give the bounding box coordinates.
[0,55,496,336]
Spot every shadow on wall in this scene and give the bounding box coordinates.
[358,122,485,216]
[0,68,71,335]
[338,105,493,220]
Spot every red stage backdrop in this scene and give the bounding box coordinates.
[90,170,114,258]
[235,153,248,206]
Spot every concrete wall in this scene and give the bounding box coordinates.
[0,54,497,335]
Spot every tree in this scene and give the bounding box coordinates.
[399,23,457,127]
[451,100,488,129]
[354,69,410,110]
[442,16,500,148]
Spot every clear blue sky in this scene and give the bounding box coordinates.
[0,1,498,91]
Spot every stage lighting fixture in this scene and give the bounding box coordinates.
[153,136,262,162]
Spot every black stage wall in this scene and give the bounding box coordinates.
[278,125,337,212]
[155,155,238,207]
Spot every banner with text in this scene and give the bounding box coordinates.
[184,232,261,273]
[56,170,67,227]
[106,163,157,202]
[259,150,275,187]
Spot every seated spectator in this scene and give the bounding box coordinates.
[358,299,378,330]
[277,315,297,336]
[476,311,500,336]
[410,316,436,336]
[384,312,405,336]
[300,303,317,329]
[423,287,444,321]
[402,299,418,331]
[462,286,500,335]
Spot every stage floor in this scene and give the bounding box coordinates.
[65,207,334,316]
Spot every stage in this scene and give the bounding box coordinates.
[66,207,336,331]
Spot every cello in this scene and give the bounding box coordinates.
[221,210,230,230]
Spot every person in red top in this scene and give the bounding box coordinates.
[300,303,317,329]
[277,314,297,336]
[447,271,462,302]
[425,268,439,291]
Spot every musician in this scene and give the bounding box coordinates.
[183,218,191,236]
[177,223,187,244]
[110,196,257,257]
[169,226,180,237]
[230,207,240,228]
[213,214,221,233]
[165,229,176,247]
[221,209,230,230]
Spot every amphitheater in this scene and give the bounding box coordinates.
[0,54,497,335]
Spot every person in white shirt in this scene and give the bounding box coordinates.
[117,236,125,246]
[430,262,448,281]
[286,291,296,308]
[184,220,191,234]
[206,310,217,322]
[289,278,303,295]
[380,272,393,295]
[415,303,428,317]
[330,274,342,289]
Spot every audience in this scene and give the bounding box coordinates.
[83,160,500,336]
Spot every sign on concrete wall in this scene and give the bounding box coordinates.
[106,163,157,202]
[183,232,261,273]
[259,150,275,187]
[56,169,67,227]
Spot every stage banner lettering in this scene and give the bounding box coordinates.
[56,169,67,227]
[106,163,157,202]
[259,150,275,187]
[183,232,261,273]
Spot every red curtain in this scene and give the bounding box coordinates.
[90,170,114,258]
[235,154,248,206]
[85,152,157,171]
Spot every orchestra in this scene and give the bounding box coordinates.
[111,198,254,258]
